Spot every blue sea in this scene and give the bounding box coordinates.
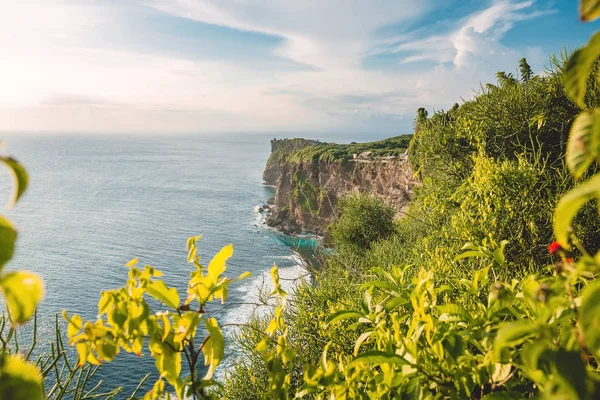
[0,132,388,396]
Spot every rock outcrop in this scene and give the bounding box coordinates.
[262,138,415,235]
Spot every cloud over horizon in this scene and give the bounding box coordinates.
[0,0,592,134]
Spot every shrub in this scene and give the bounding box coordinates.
[328,194,396,256]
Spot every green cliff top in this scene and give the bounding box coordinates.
[268,135,413,165]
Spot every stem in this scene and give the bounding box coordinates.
[565,278,590,362]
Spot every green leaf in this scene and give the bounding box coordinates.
[207,244,233,280]
[236,271,252,280]
[436,304,470,322]
[97,291,114,315]
[187,245,196,263]
[350,350,408,366]
[582,0,600,21]
[96,339,118,361]
[146,280,180,310]
[353,331,373,356]
[326,310,363,326]
[0,216,16,271]
[0,156,28,209]
[554,174,600,247]
[202,317,225,380]
[173,312,199,346]
[491,363,512,384]
[566,110,600,179]
[125,258,139,267]
[454,250,485,261]
[481,393,520,400]
[494,320,538,357]
[149,337,181,386]
[580,279,600,359]
[385,297,409,311]
[552,350,587,400]
[494,240,509,265]
[0,271,44,325]
[0,353,44,400]
[564,31,600,108]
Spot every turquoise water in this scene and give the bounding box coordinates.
[0,132,387,395]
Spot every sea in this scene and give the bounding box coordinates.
[0,132,388,396]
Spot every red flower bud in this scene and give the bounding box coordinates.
[548,241,562,255]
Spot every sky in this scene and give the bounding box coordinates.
[0,0,598,134]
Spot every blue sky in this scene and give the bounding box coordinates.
[0,0,598,134]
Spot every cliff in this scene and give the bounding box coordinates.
[262,136,415,235]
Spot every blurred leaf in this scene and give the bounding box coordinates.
[98,291,114,315]
[566,110,600,179]
[582,0,600,21]
[149,337,181,386]
[0,156,28,209]
[0,216,16,271]
[552,350,587,399]
[146,280,179,310]
[236,271,252,280]
[580,280,600,359]
[554,174,600,247]
[495,320,538,357]
[491,363,512,384]
[564,31,600,108]
[0,271,44,325]
[125,258,139,267]
[0,353,44,400]
[202,317,224,380]
[482,393,521,399]
[437,304,470,322]
[187,246,196,263]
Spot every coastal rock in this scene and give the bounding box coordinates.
[262,138,416,235]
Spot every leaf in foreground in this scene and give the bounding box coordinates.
[554,174,600,247]
[0,271,44,325]
[0,217,16,271]
[0,353,44,400]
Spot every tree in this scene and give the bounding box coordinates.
[496,71,517,86]
[519,57,534,82]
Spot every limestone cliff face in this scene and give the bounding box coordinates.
[263,139,415,235]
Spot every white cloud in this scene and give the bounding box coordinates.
[380,0,552,69]
[0,0,556,133]
[148,0,430,69]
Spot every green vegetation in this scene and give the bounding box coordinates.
[4,2,600,399]
[291,171,321,214]
[221,6,600,398]
[0,151,46,398]
[63,238,251,399]
[328,194,396,256]
[268,135,412,166]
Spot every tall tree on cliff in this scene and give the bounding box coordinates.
[414,107,428,133]
[519,57,534,82]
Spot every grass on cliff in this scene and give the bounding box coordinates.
[273,135,413,165]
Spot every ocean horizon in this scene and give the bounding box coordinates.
[1,131,393,393]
